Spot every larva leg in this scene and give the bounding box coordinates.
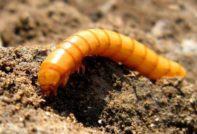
[76,64,85,74]
[60,73,70,89]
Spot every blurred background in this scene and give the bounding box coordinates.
[0,0,196,47]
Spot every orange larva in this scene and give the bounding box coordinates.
[38,29,186,96]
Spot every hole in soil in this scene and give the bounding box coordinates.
[45,57,119,127]
[45,73,109,126]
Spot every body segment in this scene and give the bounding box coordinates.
[38,29,186,96]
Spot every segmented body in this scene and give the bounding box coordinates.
[38,29,186,96]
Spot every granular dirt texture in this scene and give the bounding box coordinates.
[0,0,197,134]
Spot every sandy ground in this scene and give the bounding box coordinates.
[0,0,196,133]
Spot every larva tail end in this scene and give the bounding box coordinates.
[179,66,187,77]
[38,68,60,96]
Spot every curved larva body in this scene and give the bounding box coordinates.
[38,29,186,96]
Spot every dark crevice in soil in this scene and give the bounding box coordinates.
[45,57,119,127]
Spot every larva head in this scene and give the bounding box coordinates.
[38,68,61,96]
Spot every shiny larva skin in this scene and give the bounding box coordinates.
[38,29,186,96]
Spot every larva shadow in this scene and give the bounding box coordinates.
[44,56,131,126]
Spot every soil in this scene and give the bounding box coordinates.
[0,0,196,133]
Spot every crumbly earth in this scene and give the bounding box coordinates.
[0,0,196,134]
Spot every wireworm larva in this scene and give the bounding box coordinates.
[38,29,186,96]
